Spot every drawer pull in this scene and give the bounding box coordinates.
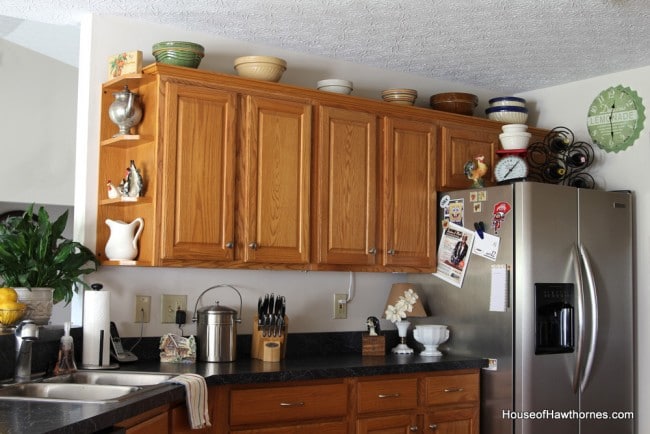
[409,426,419,432]
[377,393,401,399]
[279,401,305,407]
[429,423,438,430]
[443,387,465,393]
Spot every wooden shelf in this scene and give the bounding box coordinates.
[99,197,152,206]
[103,73,145,91]
[100,134,153,148]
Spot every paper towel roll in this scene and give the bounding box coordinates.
[82,290,111,368]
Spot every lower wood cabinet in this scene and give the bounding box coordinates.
[216,369,479,434]
[113,405,171,434]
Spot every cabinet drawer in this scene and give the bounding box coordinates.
[356,378,418,414]
[230,383,347,426]
[424,373,479,406]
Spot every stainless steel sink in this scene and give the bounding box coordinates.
[41,371,176,387]
[0,371,177,404]
[0,383,143,403]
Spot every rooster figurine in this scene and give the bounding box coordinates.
[464,155,489,188]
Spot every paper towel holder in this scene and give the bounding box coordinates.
[81,284,119,370]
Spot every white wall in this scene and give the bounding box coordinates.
[0,39,77,205]
[518,67,649,433]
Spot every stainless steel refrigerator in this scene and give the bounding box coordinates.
[411,182,634,434]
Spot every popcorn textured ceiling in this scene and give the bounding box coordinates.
[1,0,649,92]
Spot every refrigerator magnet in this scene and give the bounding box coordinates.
[492,201,512,234]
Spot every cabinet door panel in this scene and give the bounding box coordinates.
[317,106,378,265]
[438,123,498,190]
[160,81,236,263]
[424,407,479,434]
[383,117,437,269]
[242,95,312,264]
[357,413,416,434]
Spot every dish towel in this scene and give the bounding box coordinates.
[166,373,212,429]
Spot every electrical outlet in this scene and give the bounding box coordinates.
[161,294,187,323]
[333,293,347,319]
[134,295,151,323]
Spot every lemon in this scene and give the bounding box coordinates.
[0,287,18,303]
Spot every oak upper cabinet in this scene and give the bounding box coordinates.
[240,95,312,264]
[315,105,378,266]
[438,120,499,191]
[159,78,237,266]
[382,116,437,269]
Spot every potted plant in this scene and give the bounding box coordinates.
[0,205,99,322]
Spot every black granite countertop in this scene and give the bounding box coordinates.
[0,353,485,434]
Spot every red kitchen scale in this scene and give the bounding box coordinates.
[494,148,528,184]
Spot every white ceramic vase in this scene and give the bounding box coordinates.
[413,324,450,356]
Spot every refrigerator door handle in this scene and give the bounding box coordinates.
[572,244,586,394]
[578,243,599,393]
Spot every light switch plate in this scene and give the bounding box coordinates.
[161,294,187,323]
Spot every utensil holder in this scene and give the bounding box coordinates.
[251,315,288,362]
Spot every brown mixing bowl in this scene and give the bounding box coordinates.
[430,92,479,115]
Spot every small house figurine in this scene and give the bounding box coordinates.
[159,333,196,364]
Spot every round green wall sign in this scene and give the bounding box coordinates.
[587,85,645,153]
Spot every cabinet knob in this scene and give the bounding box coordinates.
[428,424,438,431]
[368,247,377,255]
[248,242,258,250]
[409,426,419,432]
[225,242,234,249]
[387,248,396,255]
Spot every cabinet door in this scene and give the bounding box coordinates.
[241,95,312,264]
[357,413,417,434]
[438,122,499,190]
[160,80,237,264]
[232,421,347,434]
[316,105,378,265]
[382,117,437,269]
[423,407,479,434]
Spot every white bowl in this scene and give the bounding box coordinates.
[317,79,353,94]
[413,324,450,356]
[233,55,287,82]
[489,96,527,107]
[501,124,528,133]
[486,106,529,124]
[499,131,532,150]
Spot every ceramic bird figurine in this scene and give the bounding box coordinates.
[125,160,144,197]
[106,180,120,199]
[464,155,489,188]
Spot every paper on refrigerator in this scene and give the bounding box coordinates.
[434,222,475,288]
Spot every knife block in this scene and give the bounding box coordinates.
[251,315,288,362]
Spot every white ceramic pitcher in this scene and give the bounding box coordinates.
[105,218,144,260]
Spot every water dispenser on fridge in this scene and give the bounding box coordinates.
[535,283,575,355]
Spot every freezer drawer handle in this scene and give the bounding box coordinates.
[378,393,401,399]
[279,401,305,407]
[443,387,464,393]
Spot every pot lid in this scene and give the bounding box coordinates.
[197,301,237,315]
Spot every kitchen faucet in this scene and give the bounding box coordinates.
[14,320,39,383]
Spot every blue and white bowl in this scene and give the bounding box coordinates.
[489,96,527,107]
[485,105,528,123]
